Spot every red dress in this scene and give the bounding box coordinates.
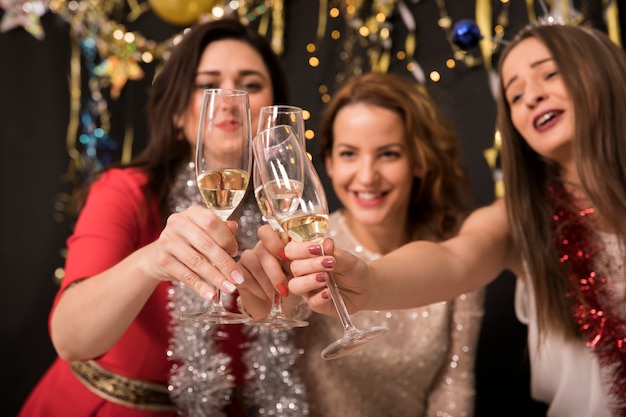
[19,169,176,417]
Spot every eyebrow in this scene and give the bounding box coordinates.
[503,57,554,92]
[195,69,267,78]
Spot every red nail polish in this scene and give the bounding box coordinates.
[315,273,326,283]
[321,290,329,299]
[321,258,334,268]
[277,283,289,297]
[278,248,290,262]
[308,245,322,255]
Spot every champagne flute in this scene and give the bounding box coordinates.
[184,88,252,324]
[257,105,306,144]
[248,105,309,328]
[248,159,309,328]
[253,125,388,359]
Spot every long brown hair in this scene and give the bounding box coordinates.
[497,24,626,339]
[319,72,473,240]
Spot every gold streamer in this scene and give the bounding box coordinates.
[377,50,391,73]
[605,0,622,47]
[126,0,149,22]
[475,0,492,69]
[271,0,285,55]
[405,32,415,59]
[122,124,134,164]
[316,0,328,42]
[65,29,83,181]
[258,2,270,36]
[483,130,504,198]
[526,0,537,23]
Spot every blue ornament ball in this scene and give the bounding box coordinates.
[451,19,483,50]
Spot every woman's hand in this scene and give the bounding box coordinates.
[148,205,245,300]
[285,237,371,316]
[237,225,302,318]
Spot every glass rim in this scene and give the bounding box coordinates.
[259,104,303,112]
[201,88,249,97]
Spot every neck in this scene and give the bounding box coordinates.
[343,211,410,255]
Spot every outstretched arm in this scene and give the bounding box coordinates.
[286,200,514,314]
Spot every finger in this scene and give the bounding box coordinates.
[162,210,244,293]
[238,249,274,300]
[185,207,239,257]
[253,240,291,295]
[284,237,335,262]
[287,271,328,296]
[287,273,336,316]
[258,224,288,256]
[151,243,216,300]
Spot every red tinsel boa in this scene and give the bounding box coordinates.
[551,182,626,416]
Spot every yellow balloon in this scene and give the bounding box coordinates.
[148,0,218,26]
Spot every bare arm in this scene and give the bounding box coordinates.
[286,200,515,314]
[51,206,244,361]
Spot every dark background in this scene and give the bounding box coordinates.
[1,1,622,415]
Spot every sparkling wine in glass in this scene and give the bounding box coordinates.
[184,88,252,324]
[254,125,388,358]
[248,158,309,328]
[248,105,309,328]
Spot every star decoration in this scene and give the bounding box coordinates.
[0,0,47,40]
[94,55,145,99]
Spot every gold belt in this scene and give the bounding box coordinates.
[70,360,177,413]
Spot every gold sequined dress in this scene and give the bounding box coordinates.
[294,210,484,417]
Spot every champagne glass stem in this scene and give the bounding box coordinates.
[321,247,356,332]
[267,290,285,318]
[213,289,226,312]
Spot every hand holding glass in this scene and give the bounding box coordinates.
[183,88,252,324]
[253,125,388,358]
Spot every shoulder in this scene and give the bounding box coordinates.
[95,168,149,189]
[459,199,508,238]
[81,168,155,221]
[89,168,149,201]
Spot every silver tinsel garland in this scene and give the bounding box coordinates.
[243,327,310,416]
[168,282,234,417]
[166,161,309,416]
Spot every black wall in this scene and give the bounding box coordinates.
[2,1,618,415]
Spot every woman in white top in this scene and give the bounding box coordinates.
[270,23,626,417]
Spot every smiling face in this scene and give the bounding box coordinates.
[179,39,274,151]
[325,102,417,230]
[501,37,575,170]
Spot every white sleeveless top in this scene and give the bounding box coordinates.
[515,232,624,417]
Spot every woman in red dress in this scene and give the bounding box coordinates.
[18,18,290,416]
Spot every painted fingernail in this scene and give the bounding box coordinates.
[203,288,215,301]
[231,270,244,285]
[321,290,330,299]
[223,281,236,293]
[321,258,334,268]
[278,248,290,262]
[277,283,289,297]
[308,244,322,255]
[315,273,326,283]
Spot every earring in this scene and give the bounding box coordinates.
[176,129,184,141]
